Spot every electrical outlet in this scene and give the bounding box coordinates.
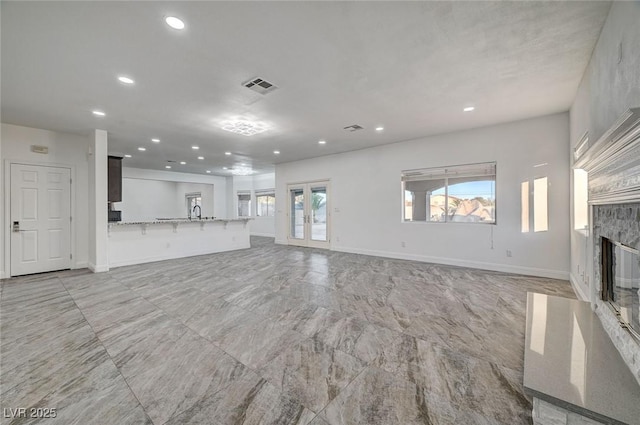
[401,241,406,248]
[506,250,512,257]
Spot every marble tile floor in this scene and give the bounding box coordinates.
[0,236,576,425]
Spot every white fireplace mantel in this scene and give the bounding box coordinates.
[574,107,640,205]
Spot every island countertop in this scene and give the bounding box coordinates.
[108,218,251,226]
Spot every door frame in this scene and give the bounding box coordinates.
[3,160,77,278]
[286,180,331,250]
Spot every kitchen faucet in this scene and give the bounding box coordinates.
[192,204,202,219]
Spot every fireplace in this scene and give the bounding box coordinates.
[601,237,640,339]
[574,108,640,383]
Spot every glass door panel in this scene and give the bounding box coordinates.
[310,186,327,242]
[289,187,305,240]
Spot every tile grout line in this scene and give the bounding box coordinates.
[58,276,156,425]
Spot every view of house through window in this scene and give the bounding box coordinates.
[256,190,275,217]
[237,192,251,217]
[186,193,202,218]
[402,162,496,223]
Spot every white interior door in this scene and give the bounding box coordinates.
[287,181,330,249]
[10,164,71,276]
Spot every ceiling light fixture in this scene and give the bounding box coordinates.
[273,150,280,155]
[230,166,254,176]
[223,167,228,170]
[138,147,146,151]
[375,127,384,131]
[165,16,185,30]
[318,140,326,145]
[463,106,475,112]
[221,120,268,136]
[118,76,134,85]
[192,146,199,150]
[180,161,186,165]
[165,165,171,169]
[124,154,132,158]
[206,170,211,174]
[151,138,160,143]
[197,156,204,160]
[225,152,231,156]
[92,110,106,117]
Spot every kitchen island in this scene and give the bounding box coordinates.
[107,218,251,268]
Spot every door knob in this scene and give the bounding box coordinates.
[12,221,20,232]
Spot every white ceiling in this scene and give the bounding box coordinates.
[1,1,610,176]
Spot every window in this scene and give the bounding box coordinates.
[402,162,496,224]
[237,192,251,217]
[533,177,548,232]
[574,169,588,230]
[186,192,202,218]
[256,190,275,217]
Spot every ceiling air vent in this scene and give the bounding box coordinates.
[243,77,278,95]
[344,124,364,132]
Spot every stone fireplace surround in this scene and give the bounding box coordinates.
[574,107,640,385]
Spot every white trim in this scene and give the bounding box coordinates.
[334,245,569,280]
[275,238,287,245]
[88,263,109,273]
[250,232,275,237]
[569,272,590,301]
[0,271,7,279]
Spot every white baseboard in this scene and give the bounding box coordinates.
[88,263,109,273]
[569,272,590,301]
[274,238,287,245]
[250,232,275,238]
[0,270,6,279]
[333,245,569,280]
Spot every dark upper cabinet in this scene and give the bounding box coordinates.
[108,156,123,202]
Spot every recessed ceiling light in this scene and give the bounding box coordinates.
[180,161,186,165]
[192,146,199,150]
[225,152,231,156]
[92,110,106,117]
[118,76,134,85]
[138,147,146,151]
[375,127,384,131]
[197,156,204,160]
[124,154,132,158]
[240,163,246,166]
[273,150,280,155]
[165,16,185,30]
[206,170,211,174]
[463,106,475,112]
[318,140,326,145]
[223,167,228,170]
[165,165,171,169]
[151,138,160,143]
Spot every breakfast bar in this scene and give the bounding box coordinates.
[107,218,251,268]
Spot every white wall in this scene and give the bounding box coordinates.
[228,173,276,237]
[569,2,640,300]
[120,167,227,221]
[276,113,570,279]
[1,123,91,276]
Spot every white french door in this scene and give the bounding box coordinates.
[288,181,330,249]
[10,164,71,276]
